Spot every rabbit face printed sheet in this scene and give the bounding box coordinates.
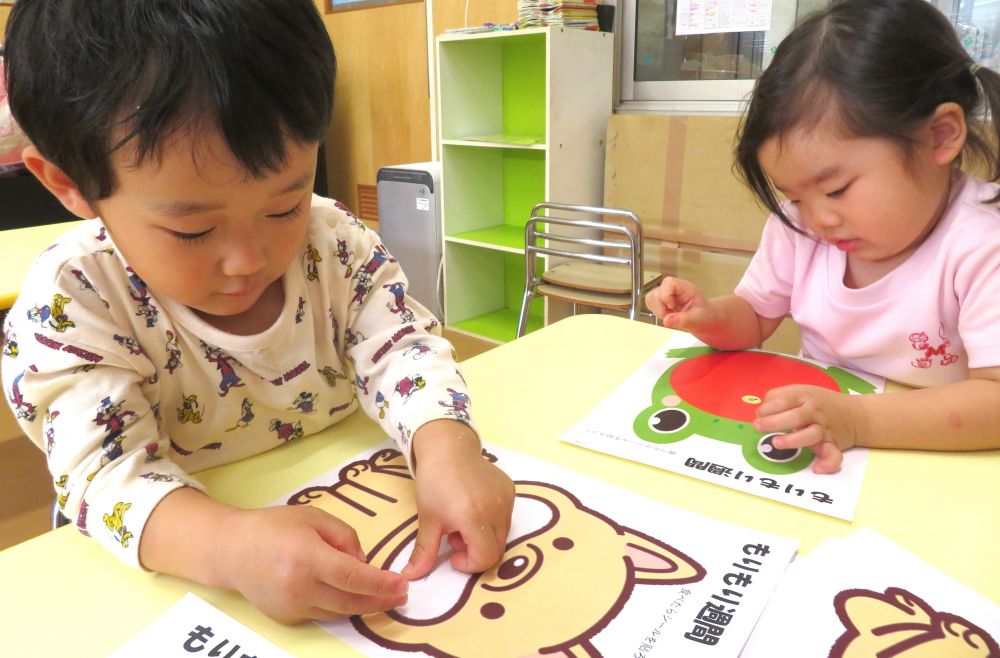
[560,333,884,520]
[281,442,798,657]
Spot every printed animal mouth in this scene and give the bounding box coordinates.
[384,496,554,622]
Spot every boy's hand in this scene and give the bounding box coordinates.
[216,505,408,623]
[752,385,868,474]
[403,420,515,580]
[645,277,718,331]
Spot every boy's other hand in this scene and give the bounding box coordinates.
[752,385,867,474]
[645,277,717,331]
[403,420,515,581]
[217,505,408,623]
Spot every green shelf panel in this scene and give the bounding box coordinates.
[448,225,525,251]
[451,307,543,344]
[460,133,546,147]
[503,38,546,137]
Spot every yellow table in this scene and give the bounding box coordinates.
[1,314,997,656]
[0,220,85,309]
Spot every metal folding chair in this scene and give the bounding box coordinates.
[517,202,663,338]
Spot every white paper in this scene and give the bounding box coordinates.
[280,442,799,657]
[741,528,1000,657]
[676,0,773,35]
[560,333,883,520]
[108,592,294,658]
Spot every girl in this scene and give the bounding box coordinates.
[646,0,1000,474]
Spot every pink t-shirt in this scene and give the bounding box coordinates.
[735,173,1000,387]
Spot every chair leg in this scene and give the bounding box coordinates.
[516,290,536,338]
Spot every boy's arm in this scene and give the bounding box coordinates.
[139,487,408,623]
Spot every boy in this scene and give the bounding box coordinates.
[1,0,514,623]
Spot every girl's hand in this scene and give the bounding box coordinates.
[402,421,515,580]
[752,385,867,474]
[216,505,409,623]
[644,277,719,331]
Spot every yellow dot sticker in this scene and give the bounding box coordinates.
[742,395,761,405]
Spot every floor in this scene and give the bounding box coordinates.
[0,328,496,552]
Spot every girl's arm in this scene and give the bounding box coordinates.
[856,367,1000,451]
[755,367,1000,473]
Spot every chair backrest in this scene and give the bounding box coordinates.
[523,202,644,301]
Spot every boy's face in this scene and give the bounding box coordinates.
[93,130,317,329]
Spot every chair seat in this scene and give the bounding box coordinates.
[535,282,636,310]
[541,261,663,295]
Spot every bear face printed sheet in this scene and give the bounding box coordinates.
[741,528,1000,658]
[280,443,798,658]
[560,333,884,520]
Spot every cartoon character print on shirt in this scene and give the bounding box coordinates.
[8,369,38,421]
[126,267,159,328]
[374,391,389,419]
[2,329,17,358]
[114,333,146,356]
[397,422,412,452]
[43,409,60,456]
[909,323,960,369]
[304,243,323,281]
[177,394,204,424]
[439,387,471,424]
[394,375,425,403]
[103,501,133,548]
[383,282,416,323]
[336,238,354,278]
[318,366,349,388]
[26,293,75,332]
[69,268,109,308]
[829,586,999,658]
[168,437,222,457]
[164,330,183,374]
[288,391,319,414]
[270,418,304,443]
[201,342,245,396]
[91,396,138,475]
[356,374,370,396]
[54,474,70,511]
[402,342,435,360]
[295,296,307,324]
[225,398,255,432]
[350,244,396,307]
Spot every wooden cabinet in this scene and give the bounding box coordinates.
[437,27,613,343]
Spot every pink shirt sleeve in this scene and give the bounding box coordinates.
[734,214,799,320]
[953,219,1000,370]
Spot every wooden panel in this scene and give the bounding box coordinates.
[432,0,518,37]
[321,0,432,210]
[356,183,379,221]
[604,114,765,252]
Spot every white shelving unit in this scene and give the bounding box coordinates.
[437,27,614,343]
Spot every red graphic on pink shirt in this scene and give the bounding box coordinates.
[909,324,959,369]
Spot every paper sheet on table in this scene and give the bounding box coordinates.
[279,442,799,657]
[560,333,883,520]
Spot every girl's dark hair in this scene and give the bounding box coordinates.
[3,0,336,201]
[735,0,1000,226]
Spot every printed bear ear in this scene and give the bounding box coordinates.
[836,587,936,634]
[621,527,706,585]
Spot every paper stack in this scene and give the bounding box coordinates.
[517,0,599,30]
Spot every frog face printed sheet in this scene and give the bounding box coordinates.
[741,529,1000,658]
[560,333,884,520]
[281,443,798,657]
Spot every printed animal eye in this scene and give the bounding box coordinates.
[481,544,543,593]
[648,408,689,434]
[758,433,801,463]
[480,602,505,620]
[497,555,529,580]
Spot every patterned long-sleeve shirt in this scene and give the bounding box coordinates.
[1,195,474,566]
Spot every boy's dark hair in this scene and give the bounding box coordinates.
[3,0,336,201]
[735,0,1000,227]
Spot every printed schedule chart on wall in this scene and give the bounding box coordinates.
[676,0,773,35]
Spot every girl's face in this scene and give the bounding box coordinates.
[94,130,317,332]
[759,123,952,283]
